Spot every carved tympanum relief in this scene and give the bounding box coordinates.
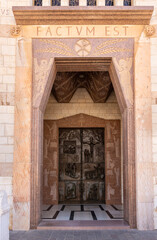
[75,39,92,57]
[34,38,133,59]
[33,39,133,108]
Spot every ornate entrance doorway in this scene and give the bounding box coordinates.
[59,128,105,203]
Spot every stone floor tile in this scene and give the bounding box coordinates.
[10,231,26,240]
[42,204,123,221]
[9,230,157,240]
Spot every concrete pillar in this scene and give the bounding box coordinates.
[0,191,10,240]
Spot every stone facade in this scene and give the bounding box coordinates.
[0,0,157,232]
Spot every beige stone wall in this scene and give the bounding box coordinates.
[44,88,121,120]
[151,37,157,229]
[0,0,32,229]
[0,0,32,25]
[134,1,157,25]
[0,37,15,228]
[151,47,157,228]
[134,0,157,230]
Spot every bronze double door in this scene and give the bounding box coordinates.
[59,128,105,203]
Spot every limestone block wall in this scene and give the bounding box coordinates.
[0,0,32,229]
[0,37,15,228]
[44,89,121,120]
[134,0,157,230]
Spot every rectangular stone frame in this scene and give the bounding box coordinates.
[30,55,136,229]
[43,116,122,205]
[12,8,154,231]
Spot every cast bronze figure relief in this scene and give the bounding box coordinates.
[59,128,105,203]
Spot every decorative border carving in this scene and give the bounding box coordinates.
[10,25,21,37]
[144,25,156,37]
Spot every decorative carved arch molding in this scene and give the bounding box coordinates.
[30,37,135,229]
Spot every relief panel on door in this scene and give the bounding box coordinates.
[59,128,105,203]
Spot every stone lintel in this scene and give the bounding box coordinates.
[12,6,154,25]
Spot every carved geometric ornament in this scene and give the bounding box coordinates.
[10,25,21,37]
[144,25,156,37]
[75,39,92,57]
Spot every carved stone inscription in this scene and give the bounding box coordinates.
[36,25,129,38]
[0,8,11,16]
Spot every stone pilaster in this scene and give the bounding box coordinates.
[134,37,154,230]
[13,38,32,230]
